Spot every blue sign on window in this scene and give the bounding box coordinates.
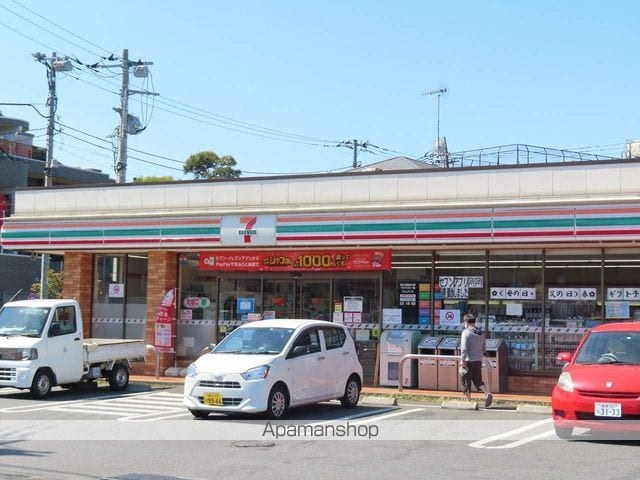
[237,298,255,314]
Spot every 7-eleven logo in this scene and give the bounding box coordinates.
[238,216,257,243]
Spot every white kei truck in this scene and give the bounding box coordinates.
[0,299,147,398]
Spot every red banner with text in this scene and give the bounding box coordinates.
[199,249,391,272]
[154,288,176,353]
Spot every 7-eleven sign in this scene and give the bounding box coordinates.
[221,215,276,246]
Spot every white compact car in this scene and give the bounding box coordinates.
[183,319,364,419]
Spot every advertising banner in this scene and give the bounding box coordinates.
[154,288,176,353]
[199,249,391,272]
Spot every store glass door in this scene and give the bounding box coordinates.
[298,280,331,320]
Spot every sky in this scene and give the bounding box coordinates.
[0,0,639,181]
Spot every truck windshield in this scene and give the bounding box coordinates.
[575,331,640,365]
[0,306,50,338]
[214,327,295,354]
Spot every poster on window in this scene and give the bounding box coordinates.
[548,287,597,301]
[154,288,175,353]
[343,296,363,312]
[606,301,630,319]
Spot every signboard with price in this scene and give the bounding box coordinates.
[199,249,391,272]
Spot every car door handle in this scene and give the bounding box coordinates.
[317,356,326,361]
[74,337,80,341]
[342,351,350,355]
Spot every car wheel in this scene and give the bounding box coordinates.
[266,385,288,419]
[108,364,129,391]
[30,370,53,398]
[340,375,361,408]
[190,409,210,419]
[554,424,573,440]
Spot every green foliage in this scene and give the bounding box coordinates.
[133,176,175,183]
[31,269,64,299]
[183,151,241,179]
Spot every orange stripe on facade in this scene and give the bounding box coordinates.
[277,215,345,223]
[2,218,221,229]
[574,207,640,216]
[414,211,491,219]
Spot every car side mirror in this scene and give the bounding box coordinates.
[199,343,216,356]
[556,352,572,364]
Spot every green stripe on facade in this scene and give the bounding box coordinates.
[576,217,640,227]
[416,221,492,230]
[51,230,101,238]
[277,224,343,233]
[1,231,50,239]
[104,228,161,237]
[493,219,574,229]
[344,223,415,232]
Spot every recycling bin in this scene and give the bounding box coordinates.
[417,336,442,390]
[437,336,461,391]
[379,330,422,387]
[482,338,509,393]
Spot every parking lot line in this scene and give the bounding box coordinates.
[468,418,553,449]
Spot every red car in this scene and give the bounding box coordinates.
[551,322,640,440]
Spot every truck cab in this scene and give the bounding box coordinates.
[0,299,146,398]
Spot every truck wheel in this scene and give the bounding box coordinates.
[109,364,129,391]
[30,370,53,398]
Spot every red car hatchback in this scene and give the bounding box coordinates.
[551,322,640,440]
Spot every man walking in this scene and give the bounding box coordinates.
[460,313,492,407]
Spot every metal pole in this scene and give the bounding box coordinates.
[116,48,129,183]
[40,55,57,299]
[352,139,358,168]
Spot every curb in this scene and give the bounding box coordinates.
[360,395,397,406]
[442,400,478,410]
[516,404,552,414]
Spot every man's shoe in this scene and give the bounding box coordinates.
[484,393,493,408]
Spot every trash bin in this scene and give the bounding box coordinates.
[418,336,442,390]
[437,336,461,391]
[482,338,509,393]
[379,330,422,387]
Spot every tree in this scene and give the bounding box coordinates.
[183,151,241,179]
[133,176,175,183]
[31,269,64,299]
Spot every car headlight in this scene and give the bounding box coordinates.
[241,365,270,381]
[557,371,574,392]
[20,348,38,360]
[186,363,198,378]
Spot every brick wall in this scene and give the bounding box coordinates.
[63,252,93,335]
[508,375,557,394]
[140,251,178,375]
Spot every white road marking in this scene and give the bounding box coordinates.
[469,417,554,449]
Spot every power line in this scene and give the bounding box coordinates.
[9,0,115,56]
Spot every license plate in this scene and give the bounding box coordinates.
[203,392,223,406]
[594,402,622,418]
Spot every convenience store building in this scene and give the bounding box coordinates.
[4,156,640,393]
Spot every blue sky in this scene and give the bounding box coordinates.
[0,0,638,180]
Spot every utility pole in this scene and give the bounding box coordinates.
[117,48,129,184]
[32,52,72,299]
[98,49,156,183]
[339,139,369,168]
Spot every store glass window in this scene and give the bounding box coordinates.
[333,277,380,325]
[92,254,148,339]
[178,253,217,360]
[488,250,543,372]
[604,249,640,323]
[383,251,433,327]
[434,251,486,332]
[544,249,602,371]
[263,279,294,319]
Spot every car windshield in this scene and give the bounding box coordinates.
[575,331,640,365]
[0,306,50,338]
[213,327,295,354]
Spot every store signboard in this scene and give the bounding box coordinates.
[548,287,597,301]
[220,215,276,246]
[199,249,391,272]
